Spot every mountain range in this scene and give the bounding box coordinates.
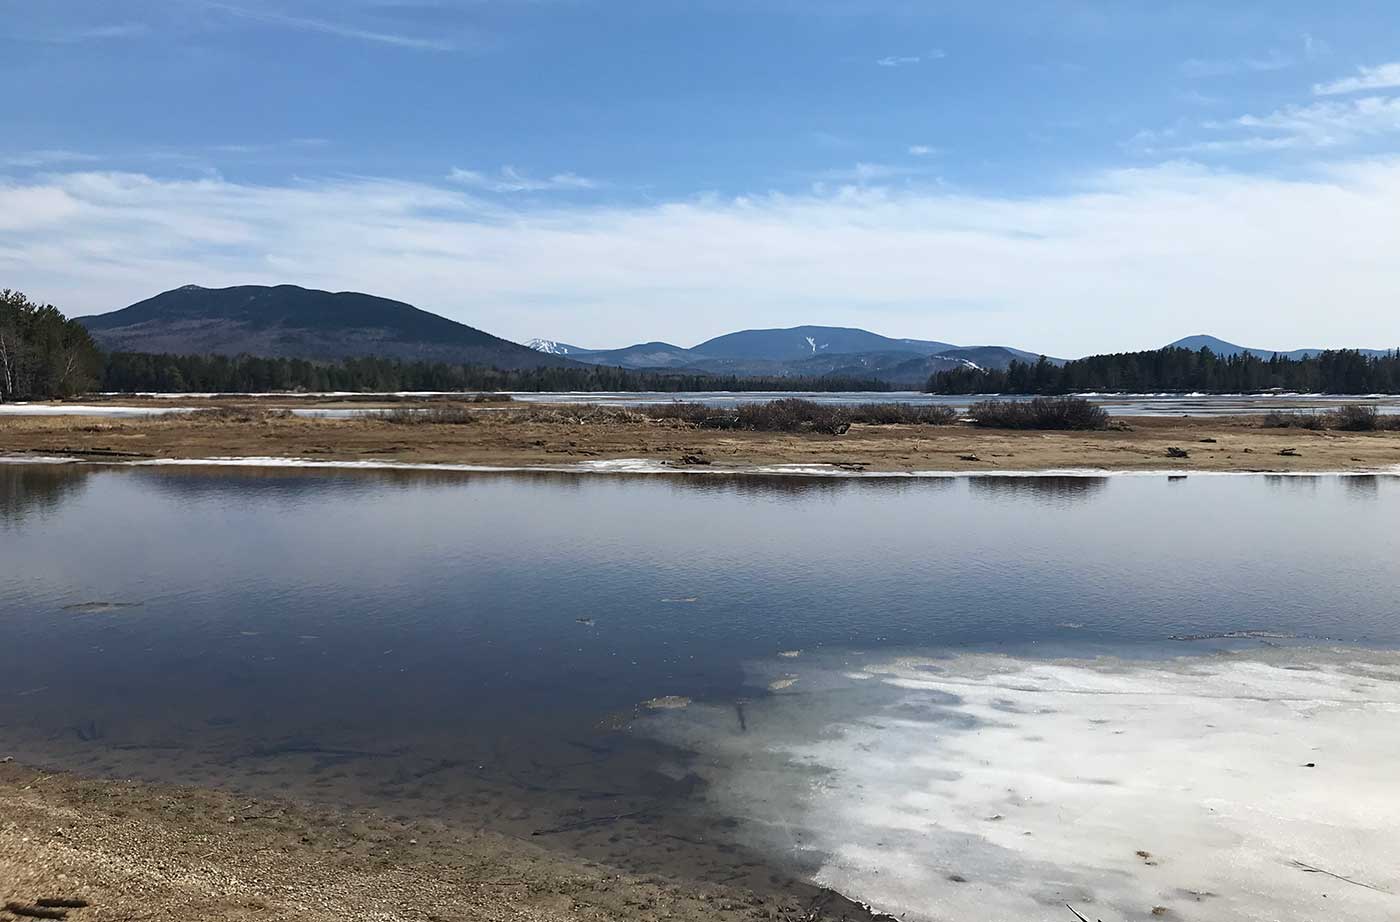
[77,286,1392,386]
[521,326,1052,385]
[1165,335,1393,361]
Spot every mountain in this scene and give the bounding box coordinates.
[525,338,589,356]
[82,285,576,369]
[562,341,699,369]
[1168,335,1394,361]
[525,324,1053,382]
[693,326,956,361]
[936,345,1044,368]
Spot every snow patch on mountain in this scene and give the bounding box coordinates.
[527,338,573,355]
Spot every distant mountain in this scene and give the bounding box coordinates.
[526,324,1054,383]
[1168,335,1394,361]
[525,338,589,355]
[693,326,956,362]
[82,285,575,369]
[564,341,699,369]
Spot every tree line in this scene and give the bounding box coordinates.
[927,347,1400,395]
[0,290,104,400]
[99,351,893,394]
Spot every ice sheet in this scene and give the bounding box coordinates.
[640,648,1400,922]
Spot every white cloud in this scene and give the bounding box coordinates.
[907,145,934,156]
[3,160,1400,355]
[206,2,456,51]
[1314,61,1400,96]
[447,166,598,193]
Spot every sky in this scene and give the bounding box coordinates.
[3,1,1400,356]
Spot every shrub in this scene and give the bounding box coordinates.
[640,398,956,432]
[721,398,852,435]
[843,402,958,425]
[1260,410,1326,430]
[504,404,650,425]
[376,406,477,425]
[175,407,292,423]
[968,397,1109,430]
[1260,406,1397,431]
[1328,404,1379,431]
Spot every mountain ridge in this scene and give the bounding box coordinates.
[1167,334,1394,361]
[81,284,578,370]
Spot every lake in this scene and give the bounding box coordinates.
[2,464,1398,920]
[5,391,1400,418]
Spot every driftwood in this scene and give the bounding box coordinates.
[1291,859,1392,894]
[5,903,69,920]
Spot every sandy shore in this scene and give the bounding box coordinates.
[2,403,1399,474]
[0,760,880,922]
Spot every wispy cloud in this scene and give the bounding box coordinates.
[1225,96,1400,149]
[811,162,939,185]
[70,22,150,41]
[907,145,935,157]
[1315,61,1400,96]
[0,149,101,168]
[876,50,944,68]
[1180,51,1292,78]
[206,2,457,51]
[448,166,598,193]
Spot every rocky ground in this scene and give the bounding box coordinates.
[0,761,880,922]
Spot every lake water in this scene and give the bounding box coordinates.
[2,464,1398,920]
[6,391,1400,417]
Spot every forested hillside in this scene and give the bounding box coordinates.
[0,290,103,400]
[98,351,892,393]
[928,347,1400,395]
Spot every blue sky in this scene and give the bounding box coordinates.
[3,1,1400,355]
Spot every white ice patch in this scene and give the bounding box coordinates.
[641,649,1400,922]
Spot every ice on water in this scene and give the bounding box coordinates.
[642,648,1400,921]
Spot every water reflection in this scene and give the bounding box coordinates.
[1343,475,1381,500]
[967,474,1108,505]
[0,464,89,526]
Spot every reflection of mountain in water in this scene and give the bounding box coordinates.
[968,475,1108,505]
[0,464,89,525]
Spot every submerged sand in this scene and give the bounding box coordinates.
[0,760,879,922]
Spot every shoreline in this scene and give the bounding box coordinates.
[0,759,881,922]
[6,453,1400,478]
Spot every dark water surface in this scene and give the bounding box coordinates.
[2,464,1399,889]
